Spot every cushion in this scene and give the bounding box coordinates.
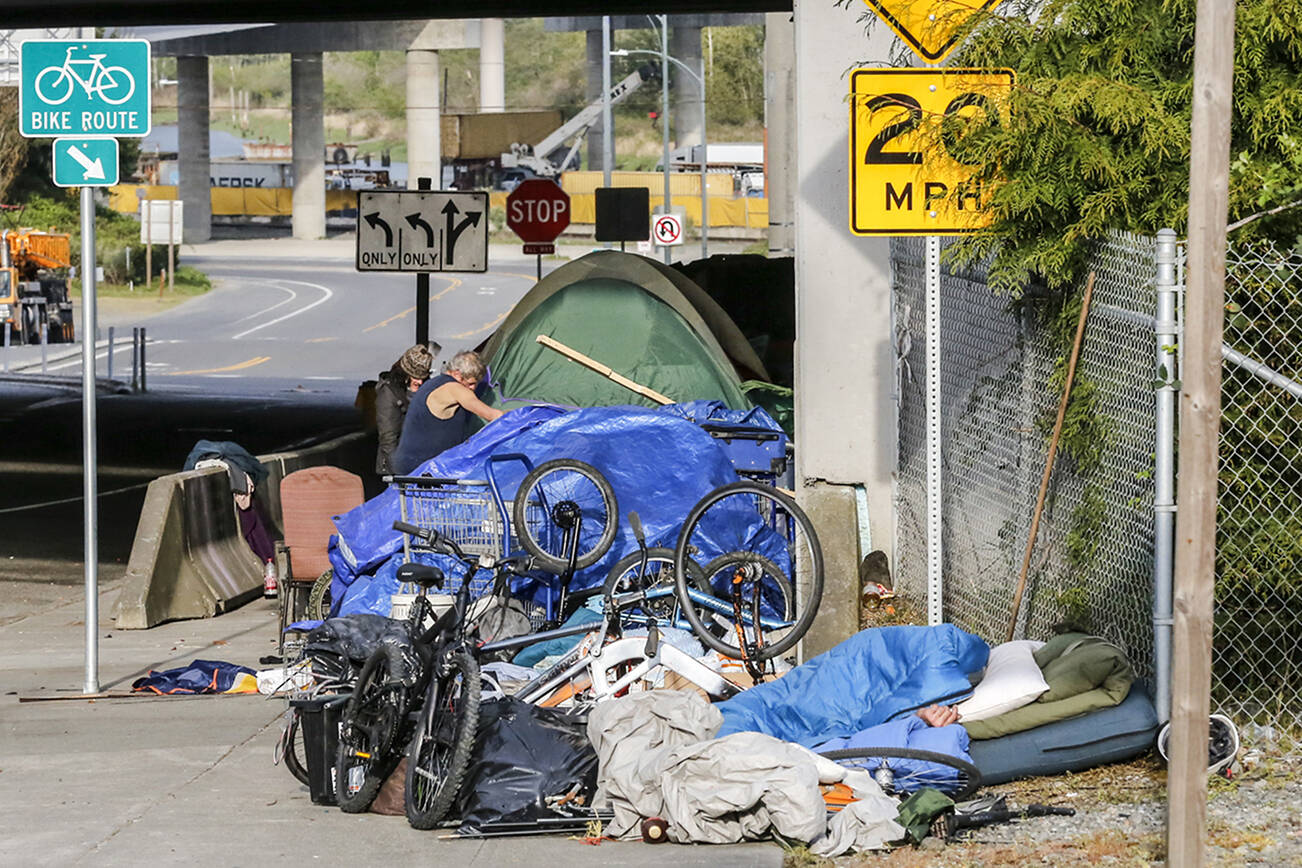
[968,682,1158,785]
[952,640,1048,723]
[1036,635,1134,703]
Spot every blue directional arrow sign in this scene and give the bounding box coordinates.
[52,138,119,187]
[19,39,151,138]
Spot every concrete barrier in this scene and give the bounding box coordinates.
[112,467,263,629]
[113,430,373,629]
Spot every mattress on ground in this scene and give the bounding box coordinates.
[968,682,1159,786]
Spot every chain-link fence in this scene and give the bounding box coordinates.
[892,231,1302,739]
[893,232,1161,683]
[1213,241,1302,732]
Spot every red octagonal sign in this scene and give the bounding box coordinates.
[506,179,571,244]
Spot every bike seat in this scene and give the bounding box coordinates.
[396,562,444,590]
[87,53,108,61]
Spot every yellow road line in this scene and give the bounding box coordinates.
[360,267,534,335]
[164,356,271,376]
[450,311,509,339]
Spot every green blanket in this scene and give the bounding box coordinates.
[963,633,1134,740]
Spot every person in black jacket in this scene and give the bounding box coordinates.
[375,343,436,475]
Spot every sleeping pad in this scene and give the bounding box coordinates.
[715,625,989,746]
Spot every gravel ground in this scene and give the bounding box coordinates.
[799,741,1302,867]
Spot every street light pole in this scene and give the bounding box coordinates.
[660,15,672,265]
[699,53,708,258]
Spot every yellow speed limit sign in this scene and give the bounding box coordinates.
[849,68,1014,236]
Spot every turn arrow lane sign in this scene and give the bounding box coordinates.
[355,190,488,273]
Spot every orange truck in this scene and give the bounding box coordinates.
[0,228,75,345]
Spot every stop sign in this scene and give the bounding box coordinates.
[506,179,571,244]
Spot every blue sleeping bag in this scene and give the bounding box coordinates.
[715,625,989,746]
[815,715,973,793]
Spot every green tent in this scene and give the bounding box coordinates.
[480,251,765,411]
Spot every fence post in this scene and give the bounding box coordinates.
[107,326,115,381]
[1153,228,1178,725]
[2,321,8,372]
[40,321,47,373]
[139,327,147,392]
[131,327,139,392]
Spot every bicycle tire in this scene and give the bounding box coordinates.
[603,547,708,624]
[818,747,982,801]
[404,650,482,829]
[34,67,73,105]
[279,708,310,786]
[96,65,136,105]
[696,552,795,653]
[513,459,617,572]
[307,569,333,620]
[335,648,407,813]
[673,481,823,660]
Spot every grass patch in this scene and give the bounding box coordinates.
[71,264,211,300]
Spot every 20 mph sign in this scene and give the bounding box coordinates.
[507,179,570,255]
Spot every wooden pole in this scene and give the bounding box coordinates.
[1006,272,1095,642]
[534,334,675,405]
[1169,0,1236,862]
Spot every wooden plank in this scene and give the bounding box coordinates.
[1169,0,1236,863]
[534,334,674,405]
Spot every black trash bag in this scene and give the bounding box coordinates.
[457,697,598,833]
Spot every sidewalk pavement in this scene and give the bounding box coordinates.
[0,581,782,867]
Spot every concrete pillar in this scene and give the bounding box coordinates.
[176,56,211,244]
[585,29,606,172]
[670,23,703,154]
[764,13,795,257]
[291,53,326,240]
[406,49,441,189]
[793,1,898,654]
[479,18,505,112]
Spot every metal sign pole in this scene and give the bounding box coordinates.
[79,185,99,695]
[925,234,943,625]
[415,176,431,346]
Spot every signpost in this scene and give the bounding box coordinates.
[52,137,119,187]
[506,179,571,279]
[851,0,1010,627]
[20,37,152,696]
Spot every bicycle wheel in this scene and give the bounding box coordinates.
[278,708,310,786]
[335,648,407,813]
[674,481,823,661]
[404,650,482,829]
[818,747,982,801]
[513,459,617,572]
[604,547,708,627]
[34,67,73,104]
[95,65,136,104]
[307,569,333,620]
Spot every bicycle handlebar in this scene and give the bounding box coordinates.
[392,520,466,561]
[628,511,646,546]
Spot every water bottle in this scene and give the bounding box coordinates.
[263,559,278,598]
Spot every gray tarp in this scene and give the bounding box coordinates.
[587,691,902,852]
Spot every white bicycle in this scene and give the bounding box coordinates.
[34,46,136,106]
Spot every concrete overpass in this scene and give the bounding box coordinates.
[4,2,899,656]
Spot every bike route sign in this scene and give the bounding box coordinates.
[356,190,488,273]
[19,39,151,138]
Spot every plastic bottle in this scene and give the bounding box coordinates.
[263,558,278,598]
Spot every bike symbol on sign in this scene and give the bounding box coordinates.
[35,46,136,106]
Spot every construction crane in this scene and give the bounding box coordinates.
[500,64,659,179]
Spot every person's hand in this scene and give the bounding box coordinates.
[916,704,960,727]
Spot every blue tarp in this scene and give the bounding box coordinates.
[329,404,777,619]
[715,625,989,746]
[130,659,258,695]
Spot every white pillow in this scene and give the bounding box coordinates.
[953,640,1049,722]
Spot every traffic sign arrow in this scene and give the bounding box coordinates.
[442,201,482,264]
[405,212,435,247]
[66,144,105,180]
[364,212,393,247]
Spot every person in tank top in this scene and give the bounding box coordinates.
[391,350,503,475]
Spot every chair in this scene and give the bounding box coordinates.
[277,466,364,654]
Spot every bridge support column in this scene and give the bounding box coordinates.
[177,55,211,243]
[585,28,606,172]
[291,52,326,240]
[406,49,441,188]
[793,2,897,655]
[479,19,505,112]
[765,13,794,257]
[670,23,703,154]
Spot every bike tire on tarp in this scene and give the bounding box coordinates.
[457,697,598,833]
